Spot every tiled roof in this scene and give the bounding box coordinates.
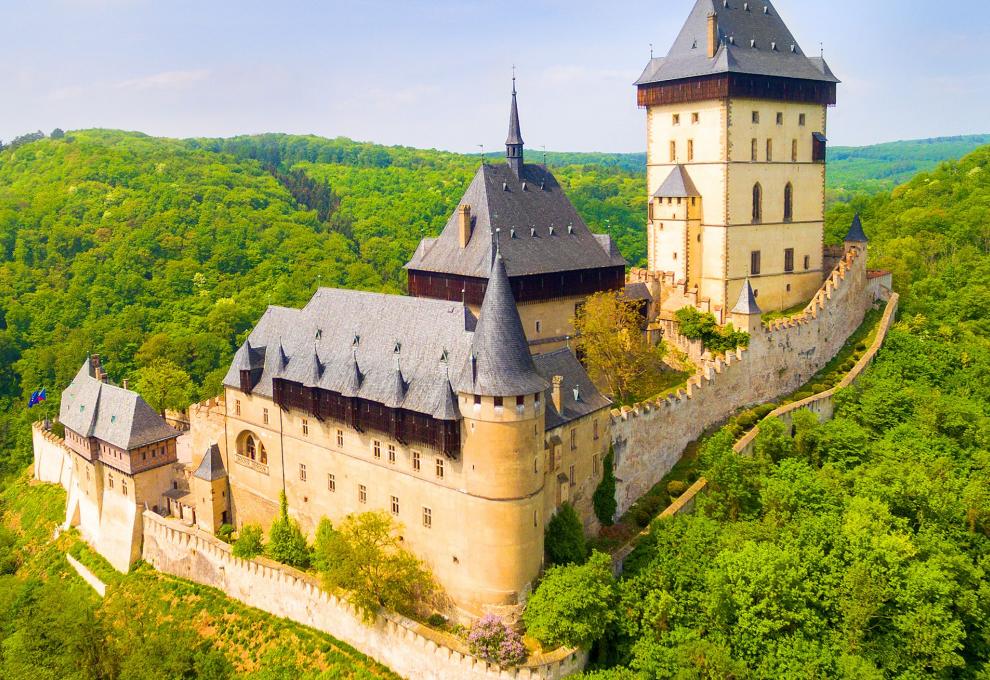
[193,443,227,481]
[534,349,612,429]
[653,165,700,198]
[404,162,626,279]
[59,360,180,450]
[636,0,839,86]
[845,214,868,243]
[731,278,762,315]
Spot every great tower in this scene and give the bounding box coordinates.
[637,0,838,313]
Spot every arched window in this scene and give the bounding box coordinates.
[246,436,256,460]
[752,183,763,223]
[784,183,793,222]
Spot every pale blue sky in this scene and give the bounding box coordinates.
[3,0,988,152]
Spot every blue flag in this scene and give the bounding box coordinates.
[28,389,46,408]
[28,391,39,408]
[38,388,47,404]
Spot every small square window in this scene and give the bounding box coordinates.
[776,112,783,125]
[516,395,525,407]
[412,451,421,472]
[691,112,699,124]
[752,111,760,124]
[474,394,482,406]
[494,396,503,409]
[799,113,807,126]
[299,463,307,481]
[336,429,343,447]
[373,441,381,459]
[436,457,445,480]
[388,444,396,464]
[391,495,400,516]
[359,484,367,504]
[423,507,432,528]
[672,113,680,126]
[328,473,336,492]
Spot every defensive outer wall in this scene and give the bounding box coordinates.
[142,512,586,680]
[609,246,887,515]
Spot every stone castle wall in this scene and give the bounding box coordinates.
[610,246,880,515]
[142,512,586,680]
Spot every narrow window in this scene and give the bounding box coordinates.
[792,139,798,162]
[570,429,577,451]
[328,473,336,492]
[299,463,307,481]
[799,113,806,126]
[259,443,267,464]
[109,474,114,490]
[412,450,421,472]
[691,112,699,124]
[391,496,400,516]
[751,250,762,276]
[569,464,576,486]
[436,457,445,479]
[593,419,600,441]
[766,139,773,162]
[262,408,269,425]
[516,395,525,408]
[247,436,256,460]
[751,138,758,161]
[235,400,241,416]
[494,396,503,409]
[593,454,600,476]
[784,182,793,222]
[302,419,309,436]
[752,111,760,124]
[474,394,481,407]
[804,255,811,270]
[423,507,432,528]
[776,112,783,125]
[752,183,763,223]
[388,444,396,464]
[358,484,367,504]
[672,113,680,126]
[687,139,694,161]
[373,440,381,459]
[122,480,128,497]
[336,429,343,447]
[785,248,795,273]
[669,140,677,162]
[535,320,542,334]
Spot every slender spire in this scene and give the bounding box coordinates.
[506,72,524,177]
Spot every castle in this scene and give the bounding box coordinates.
[33,0,882,633]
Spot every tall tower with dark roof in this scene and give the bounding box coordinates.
[637,0,839,316]
[506,77,524,177]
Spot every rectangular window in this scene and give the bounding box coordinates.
[235,400,241,416]
[776,112,783,125]
[390,495,399,516]
[751,138,758,161]
[423,507,432,528]
[569,464,576,487]
[687,139,694,161]
[785,248,795,273]
[108,475,114,490]
[752,111,760,124]
[302,419,309,436]
[388,444,396,464]
[766,139,773,162]
[474,394,482,406]
[593,419,600,441]
[669,140,676,162]
[494,396,503,409]
[412,450,421,472]
[751,250,762,276]
[373,441,381,459]
[535,320,542,334]
[359,484,367,504]
[122,480,128,496]
[327,473,336,492]
[691,112,699,124]
[593,454,601,476]
[299,463,307,481]
[799,113,806,126]
[336,429,344,447]
[263,408,269,425]
[672,113,680,126]
[570,429,577,451]
[436,457,445,480]
[804,255,811,270]
[516,395,525,408]
[792,139,798,162]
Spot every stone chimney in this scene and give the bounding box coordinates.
[707,12,718,59]
[122,379,129,391]
[458,205,472,248]
[90,354,108,383]
[551,375,563,414]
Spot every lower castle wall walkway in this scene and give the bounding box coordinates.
[610,247,880,516]
[142,512,586,680]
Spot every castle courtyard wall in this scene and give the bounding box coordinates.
[141,511,586,680]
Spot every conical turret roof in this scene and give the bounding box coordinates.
[506,79,523,146]
[731,279,762,316]
[845,214,868,243]
[194,443,227,481]
[455,254,547,396]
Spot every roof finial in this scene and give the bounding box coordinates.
[650,43,654,59]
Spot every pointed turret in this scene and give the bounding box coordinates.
[455,254,547,396]
[193,443,227,482]
[844,214,868,245]
[732,278,762,316]
[506,77,524,177]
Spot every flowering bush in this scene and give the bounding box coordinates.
[467,615,527,667]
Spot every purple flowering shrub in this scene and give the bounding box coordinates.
[467,614,527,667]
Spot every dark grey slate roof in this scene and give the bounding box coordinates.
[194,444,227,481]
[534,349,612,429]
[404,162,627,279]
[654,165,700,198]
[454,255,548,397]
[624,282,654,302]
[845,214,868,243]
[506,84,523,146]
[223,292,480,420]
[59,360,180,450]
[731,279,762,315]
[636,0,839,86]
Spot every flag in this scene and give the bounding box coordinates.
[28,388,46,408]
[38,388,47,404]
[28,391,39,408]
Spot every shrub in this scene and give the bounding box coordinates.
[266,492,311,569]
[736,410,759,429]
[216,524,234,543]
[0,526,21,575]
[754,403,778,419]
[545,503,587,565]
[523,552,618,649]
[667,480,688,498]
[427,613,447,629]
[467,615,527,667]
[674,307,750,354]
[232,524,264,559]
[856,342,867,351]
[592,448,618,526]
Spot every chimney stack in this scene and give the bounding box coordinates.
[707,12,718,59]
[551,375,563,414]
[90,354,108,383]
[122,379,129,391]
[458,205,473,248]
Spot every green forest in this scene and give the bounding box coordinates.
[1,128,990,677]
